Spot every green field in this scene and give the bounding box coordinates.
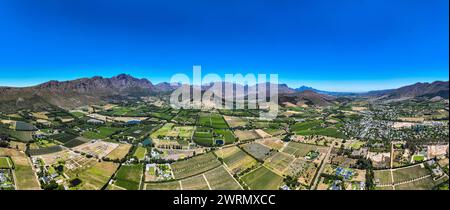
[413,155,425,162]
[133,146,147,160]
[193,127,214,146]
[198,113,211,127]
[290,120,345,138]
[210,114,229,129]
[0,127,33,142]
[282,142,325,158]
[0,157,13,169]
[151,123,174,139]
[214,129,236,144]
[114,164,143,190]
[66,161,119,190]
[83,126,123,139]
[197,113,229,129]
[241,166,283,190]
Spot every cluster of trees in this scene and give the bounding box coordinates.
[0,134,10,147]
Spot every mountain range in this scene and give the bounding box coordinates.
[0,74,448,113]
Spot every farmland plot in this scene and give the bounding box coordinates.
[180,174,210,190]
[204,166,242,190]
[392,164,431,183]
[0,157,13,169]
[0,148,40,190]
[264,152,295,174]
[373,170,393,185]
[241,142,273,161]
[214,146,258,174]
[223,116,248,128]
[282,142,327,158]
[114,164,143,190]
[258,137,285,150]
[241,166,283,190]
[66,161,119,190]
[144,181,181,190]
[171,153,221,179]
[234,130,261,141]
[105,144,132,161]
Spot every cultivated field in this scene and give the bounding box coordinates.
[392,164,431,183]
[0,157,13,169]
[373,170,393,185]
[0,148,40,190]
[144,181,181,190]
[197,113,229,129]
[282,142,327,158]
[151,123,195,140]
[241,142,273,161]
[241,166,283,190]
[214,146,258,174]
[395,176,446,190]
[82,126,123,139]
[171,152,221,179]
[234,130,261,141]
[223,116,248,128]
[114,164,143,190]
[262,128,286,136]
[105,144,132,161]
[264,152,295,175]
[66,161,119,190]
[180,174,210,190]
[214,129,236,144]
[204,166,242,190]
[257,137,285,150]
[133,146,147,160]
[193,127,214,147]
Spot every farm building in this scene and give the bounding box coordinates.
[87,119,105,124]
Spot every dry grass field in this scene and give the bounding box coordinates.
[105,144,133,160]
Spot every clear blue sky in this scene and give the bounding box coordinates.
[0,0,448,92]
